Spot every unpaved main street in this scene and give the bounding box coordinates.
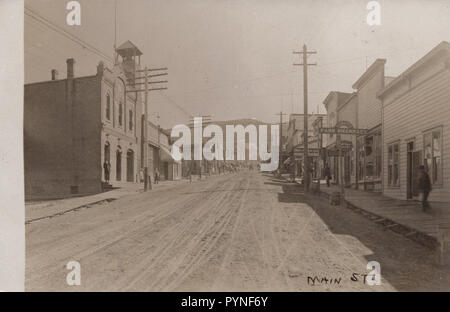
[26,172,449,291]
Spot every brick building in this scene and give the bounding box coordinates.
[24,41,144,199]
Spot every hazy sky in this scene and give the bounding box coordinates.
[25,0,450,128]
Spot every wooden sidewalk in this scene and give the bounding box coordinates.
[318,184,450,249]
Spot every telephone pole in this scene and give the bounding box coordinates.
[276,111,287,170]
[189,115,212,179]
[156,112,161,181]
[293,44,316,193]
[144,67,149,190]
[126,67,168,191]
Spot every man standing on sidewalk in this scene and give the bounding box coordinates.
[417,165,432,211]
[103,161,111,183]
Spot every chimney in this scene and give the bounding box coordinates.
[51,69,58,80]
[97,61,104,76]
[66,58,75,79]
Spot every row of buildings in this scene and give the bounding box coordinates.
[24,41,182,200]
[24,40,265,200]
[284,41,450,203]
[181,118,273,176]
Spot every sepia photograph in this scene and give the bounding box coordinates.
[4,0,449,294]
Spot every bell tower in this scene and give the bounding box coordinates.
[116,40,143,86]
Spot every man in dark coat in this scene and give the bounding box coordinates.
[417,165,432,211]
[103,161,110,183]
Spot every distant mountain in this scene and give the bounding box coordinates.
[214,118,273,126]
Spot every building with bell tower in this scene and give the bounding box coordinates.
[24,41,144,199]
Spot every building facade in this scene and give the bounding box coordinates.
[24,41,144,199]
[336,92,358,187]
[286,113,327,179]
[145,122,182,182]
[379,41,450,202]
[351,59,388,191]
[323,60,392,191]
[322,92,352,184]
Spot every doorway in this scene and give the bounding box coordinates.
[127,149,134,182]
[104,142,110,163]
[116,149,122,181]
[406,141,421,199]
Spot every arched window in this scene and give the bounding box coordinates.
[114,78,125,128]
[106,94,111,120]
[118,102,123,126]
[128,109,133,130]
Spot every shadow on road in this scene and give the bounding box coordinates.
[276,183,306,203]
[273,176,449,291]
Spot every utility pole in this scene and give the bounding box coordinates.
[276,111,287,171]
[189,115,211,180]
[156,112,161,180]
[143,67,150,191]
[126,67,168,191]
[294,44,316,193]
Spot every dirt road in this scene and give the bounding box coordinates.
[26,172,449,291]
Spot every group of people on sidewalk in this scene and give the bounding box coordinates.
[321,163,432,212]
[103,161,161,185]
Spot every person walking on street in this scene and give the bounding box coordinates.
[417,165,432,211]
[323,163,331,187]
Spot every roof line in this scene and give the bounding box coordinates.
[378,41,450,98]
[352,59,386,90]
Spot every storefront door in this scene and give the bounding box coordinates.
[407,141,422,199]
[126,149,134,182]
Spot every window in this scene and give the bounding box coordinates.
[114,78,125,127]
[118,103,123,126]
[388,142,400,186]
[106,94,111,120]
[423,127,443,185]
[129,109,133,130]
